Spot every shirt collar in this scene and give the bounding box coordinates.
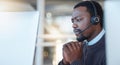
[87,29,105,46]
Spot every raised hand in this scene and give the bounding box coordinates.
[62,41,83,64]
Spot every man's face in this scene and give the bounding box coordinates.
[71,6,95,41]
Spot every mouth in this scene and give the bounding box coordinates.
[73,29,82,36]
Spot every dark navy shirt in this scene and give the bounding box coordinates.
[58,34,106,65]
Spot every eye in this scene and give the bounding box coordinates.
[76,18,83,22]
[71,17,83,23]
[71,19,81,23]
[75,19,81,22]
[71,19,74,23]
[76,19,80,22]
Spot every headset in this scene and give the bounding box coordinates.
[89,1,100,25]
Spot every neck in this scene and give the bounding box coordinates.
[87,25,102,42]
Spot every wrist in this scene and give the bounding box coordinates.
[62,59,69,65]
[70,59,81,64]
[70,60,81,65]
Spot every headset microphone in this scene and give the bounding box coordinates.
[76,23,92,42]
[79,23,92,34]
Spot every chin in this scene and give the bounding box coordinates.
[76,34,87,42]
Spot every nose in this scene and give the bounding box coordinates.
[72,23,78,29]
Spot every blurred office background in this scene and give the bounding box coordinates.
[0,0,104,65]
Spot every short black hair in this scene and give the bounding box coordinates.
[74,1,103,28]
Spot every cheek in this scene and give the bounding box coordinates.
[78,19,90,30]
[84,26,95,37]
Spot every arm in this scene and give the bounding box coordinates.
[58,60,82,65]
[58,60,70,65]
[101,54,106,65]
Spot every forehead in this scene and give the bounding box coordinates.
[72,6,89,18]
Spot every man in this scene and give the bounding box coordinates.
[58,1,105,65]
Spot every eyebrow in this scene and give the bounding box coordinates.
[71,16,83,20]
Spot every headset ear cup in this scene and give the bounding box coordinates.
[91,16,100,25]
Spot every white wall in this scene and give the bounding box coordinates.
[105,1,120,65]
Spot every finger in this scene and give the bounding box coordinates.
[66,42,73,52]
[75,42,82,49]
[63,44,70,53]
[71,41,77,50]
[79,42,83,48]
